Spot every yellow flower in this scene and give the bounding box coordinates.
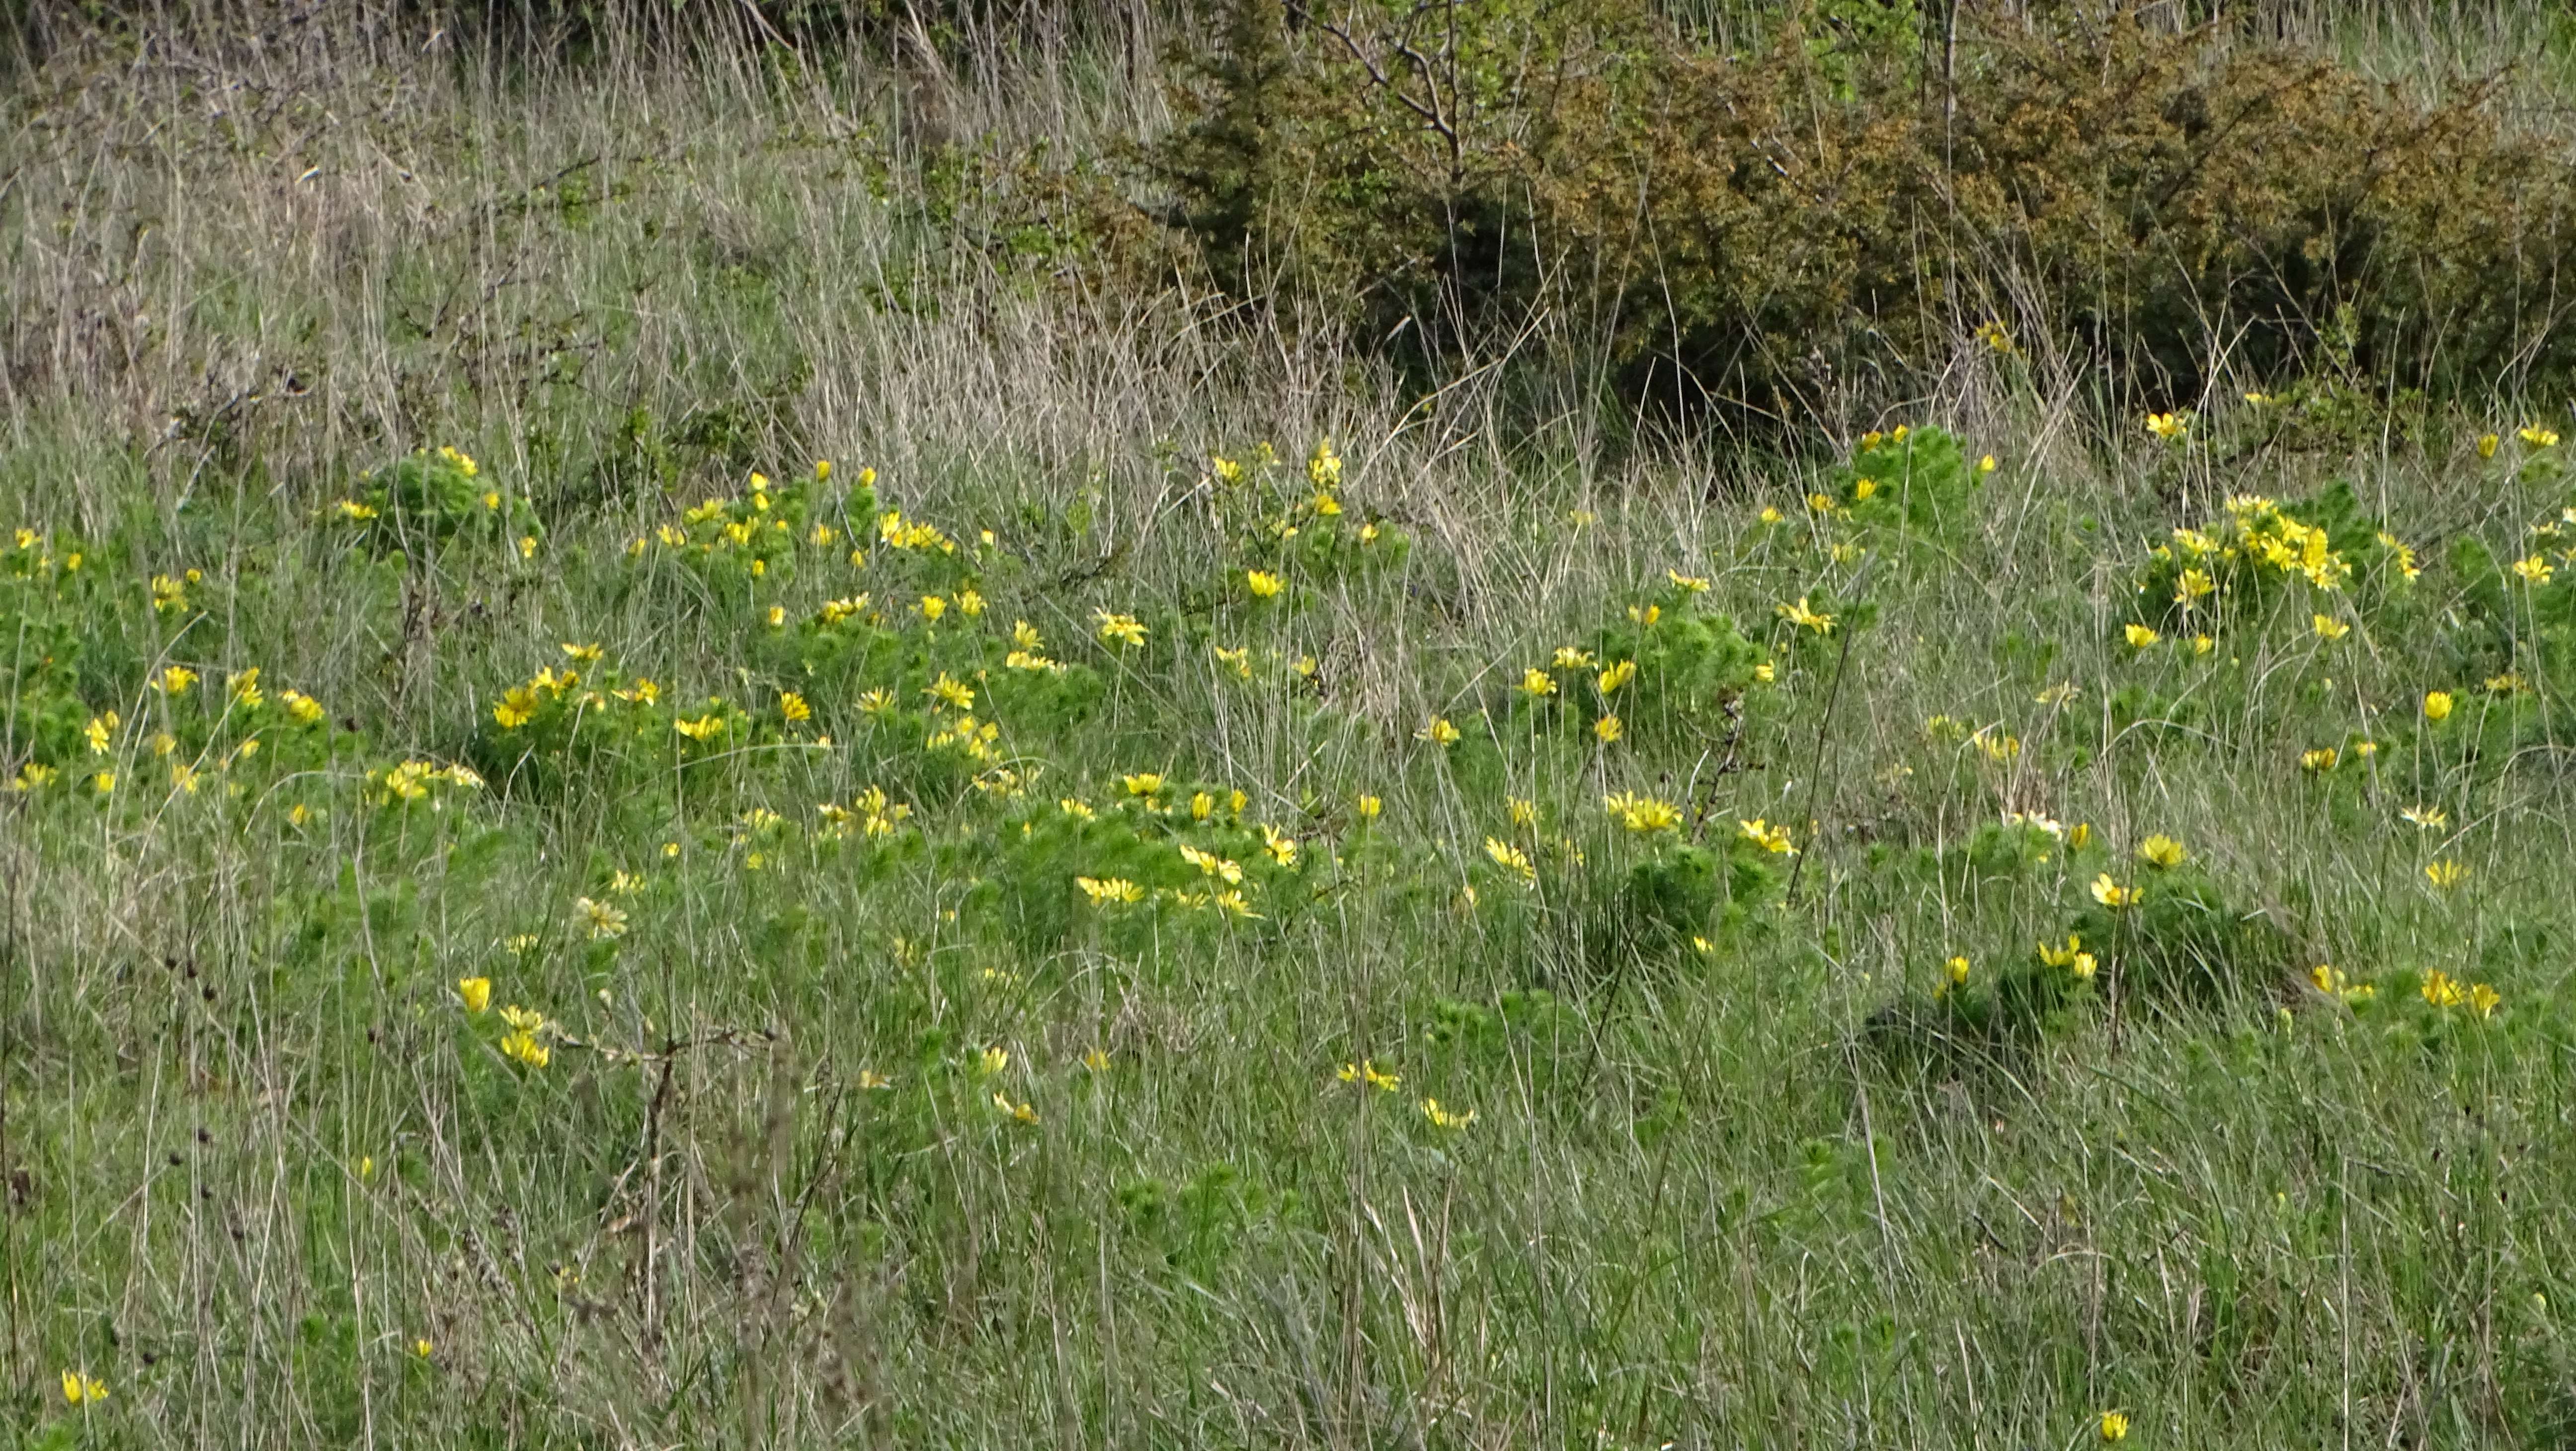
[499,1027,549,1068]
[991,1091,1040,1124]
[84,712,117,753]
[336,499,378,520]
[2144,410,2188,440]
[2312,614,2350,641]
[1076,876,1145,904]
[492,685,539,729]
[2090,873,2140,908]
[2425,859,2468,890]
[2487,671,2531,695]
[1190,791,1216,820]
[1979,454,1998,474]
[1774,597,1836,634]
[1095,611,1147,647]
[2479,432,2501,459]
[1667,569,1710,592]
[1595,792,1678,834]
[61,1370,107,1405]
[956,588,985,617]
[2124,623,2159,648]
[1177,844,1244,884]
[919,594,948,622]
[1307,438,1342,488]
[925,673,975,711]
[577,896,629,939]
[1974,319,2013,353]
[1553,646,1598,670]
[1520,667,1558,699]
[91,771,114,794]
[1593,714,1623,743]
[1754,661,1776,682]
[157,664,199,696]
[857,689,896,716]
[1121,772,1165,798]
[2299,747,2338,773]
[1507,797,1539,828]
[2400,804,2449,829]
[561,641,603,665]
[1484,837,1536,883]
[673,714,724,741]
[2421,969,2464,1007]
[2470,982,2502,1018]
[1851,479,1877,502]
[1738,818,1796,855]
[1262,824,1298,866]
[780,691,811,723]
[2514,554,2556,585]
[2423,690,2453,721]
[1245,569,1284,598]
[518,535,538,559]
[1082,1047,1112,1071]
[2191,634,2214,656]
[1759,505,1785,524]
[1419,1097,1475,1131]
[1338,1059,1401,1092]
[766,605,786,627]
[2098,1410,2129,1443]
[1356,793,1382,820]
[2520,424,2560,447]
[2137,834,2187,868]
[1418,717,1461,746]
[281,689,325,725]
[458,977,492,1014]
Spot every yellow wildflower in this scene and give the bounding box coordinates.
[1419,1098,1475,1131]
[2137,834,2187,868]
[1737,818,1796,855]
[2090,874,2140,908]
[1775,597,1835,634]
[577,896,629,939]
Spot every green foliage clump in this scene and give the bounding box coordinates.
[335,446,542,554]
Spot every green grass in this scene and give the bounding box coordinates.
[8,15,2576,1450]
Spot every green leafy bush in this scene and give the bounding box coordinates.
[1150,0,2576,422]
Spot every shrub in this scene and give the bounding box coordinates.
[1149,0,2576,425]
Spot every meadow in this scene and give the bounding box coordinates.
[8,3,2576,1446]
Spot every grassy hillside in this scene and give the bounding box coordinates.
[8,8,2576,1447]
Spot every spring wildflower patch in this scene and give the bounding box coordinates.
[8,55,2576,1441]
